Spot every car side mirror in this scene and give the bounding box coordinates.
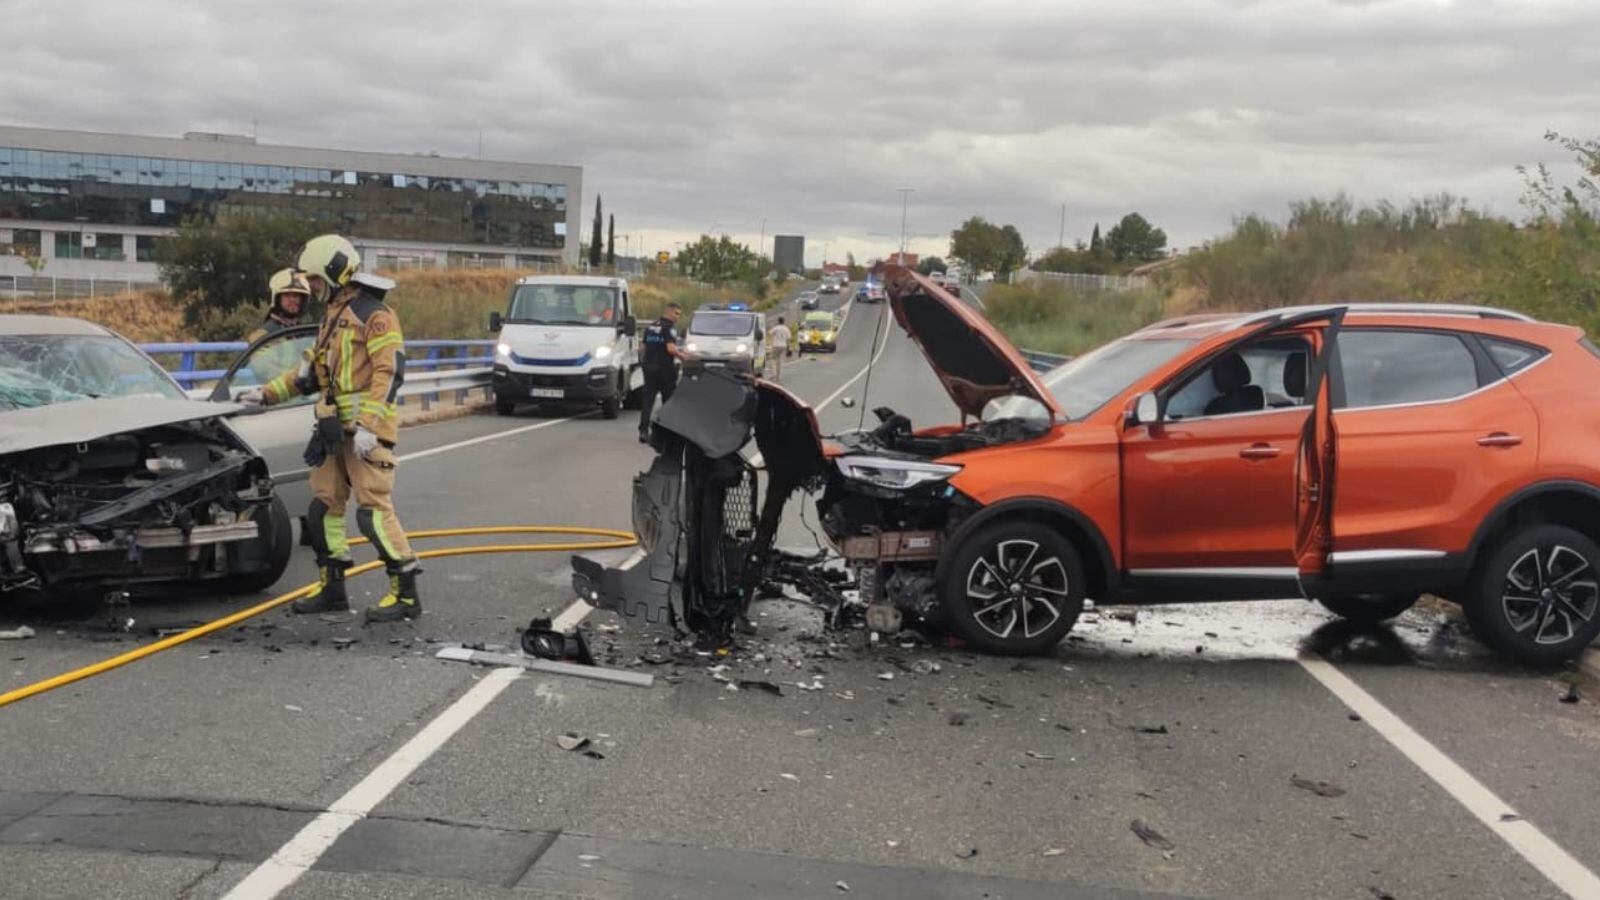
[488,311,504,333]
[1127,392,1160,427]
[619,316,637,335]
[840,397,856,409]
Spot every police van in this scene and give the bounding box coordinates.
[682,302,767,376]
[489,276,639,418]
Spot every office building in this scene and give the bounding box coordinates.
[0,125,582,282]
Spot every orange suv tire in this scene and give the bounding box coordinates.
[940,520,1086,655]
[1464,523,1600,666]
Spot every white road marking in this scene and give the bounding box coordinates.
[1299,657,1600,898]
[398,415,578,463]
[551,599,593,632]
[221,666,521,899]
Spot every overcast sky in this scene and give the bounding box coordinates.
[5,0,1597,266]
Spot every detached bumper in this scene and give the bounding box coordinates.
[494,365,616,402]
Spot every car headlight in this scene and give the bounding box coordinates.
[685,341,698,352]
[594,344,613,359]
[836,455,961,490]
[735,342,749,354]
[495,342,512,360]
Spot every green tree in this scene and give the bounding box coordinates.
[915,256,947,275]
[950,216,1029,279]
[589,195,603,268]
[1089,223,1102,252]
[1104,212,1168,262]
[675,234,763,284]
[949,216,999,277]
[996,224,1028,278]
[155,215,322,336]
[606,214,616,267]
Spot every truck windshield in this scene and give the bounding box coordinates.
[688,312,754,337]
[1042,336,1196,420]
[506,285,619,327]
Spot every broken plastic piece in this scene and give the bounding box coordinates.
[1131,819,1175,852]
[521,617,595,665]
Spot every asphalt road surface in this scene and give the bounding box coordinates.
[2,284,1598,899]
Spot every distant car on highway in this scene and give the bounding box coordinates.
[797,310,839,353]
[682,304,767,376]
[797,291,820,310]
[819,277,842,295]
[0,315,292,604]
[856,283,886,303]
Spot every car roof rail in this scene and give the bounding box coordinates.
[1237,303,1535,326]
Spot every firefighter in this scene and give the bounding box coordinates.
[638,301,686,442]
[240,235,422,623]
[240,268,313,388]
[246,268,312,344]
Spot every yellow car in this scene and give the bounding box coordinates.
[797,311,838,353]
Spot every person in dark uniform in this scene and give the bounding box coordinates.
[638,302,686,442]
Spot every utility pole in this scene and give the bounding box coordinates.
[759,219,766,259]
[897,189,915,261]
[1059,203,1066,249]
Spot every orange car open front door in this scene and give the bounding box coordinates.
[1294,309,1345,587]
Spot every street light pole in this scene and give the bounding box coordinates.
[897,188,915,261]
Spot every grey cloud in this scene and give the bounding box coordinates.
[3,0,1597,261]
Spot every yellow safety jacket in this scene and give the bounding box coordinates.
[264,285,406,444]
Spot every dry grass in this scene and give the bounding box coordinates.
[6,290,185,343]
[13,268,749,343]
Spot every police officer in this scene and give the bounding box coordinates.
[245,268,312,344]
[638,302,685,442]
[241,235,422,623]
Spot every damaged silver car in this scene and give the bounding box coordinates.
[0,316,290,602]
[573,266,1061,650]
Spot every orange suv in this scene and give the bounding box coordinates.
[578,267,1600,665]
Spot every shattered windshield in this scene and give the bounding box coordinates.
[507,285,619,326]
[1043,336,1196,420]
[0,335,184,411]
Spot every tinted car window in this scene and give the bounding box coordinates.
[1338,330,1478,409]
[1482,337,1547,376]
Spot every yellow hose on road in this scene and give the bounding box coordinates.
[0,525,637,710]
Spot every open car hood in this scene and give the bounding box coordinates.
[0,397,244,455]
[878,265,1061,419]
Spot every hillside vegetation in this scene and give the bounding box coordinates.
[990,132,1600,355]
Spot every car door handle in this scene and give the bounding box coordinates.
[1239,443,1282,460]
[1477,432,1523,448]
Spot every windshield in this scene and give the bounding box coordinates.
[803,313,834,328]
[0,334,185,411]
[688,312,755,337]
[1043,336,1196,420]
[506,285,619,326]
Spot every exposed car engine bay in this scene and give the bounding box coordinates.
[0,419,276,594]
[571,370,1052,645]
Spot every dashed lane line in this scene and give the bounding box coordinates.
[1299,656,1600,899]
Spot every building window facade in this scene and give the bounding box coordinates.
[0,146,568,250]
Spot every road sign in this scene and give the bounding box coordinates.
[656,251,671,263]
